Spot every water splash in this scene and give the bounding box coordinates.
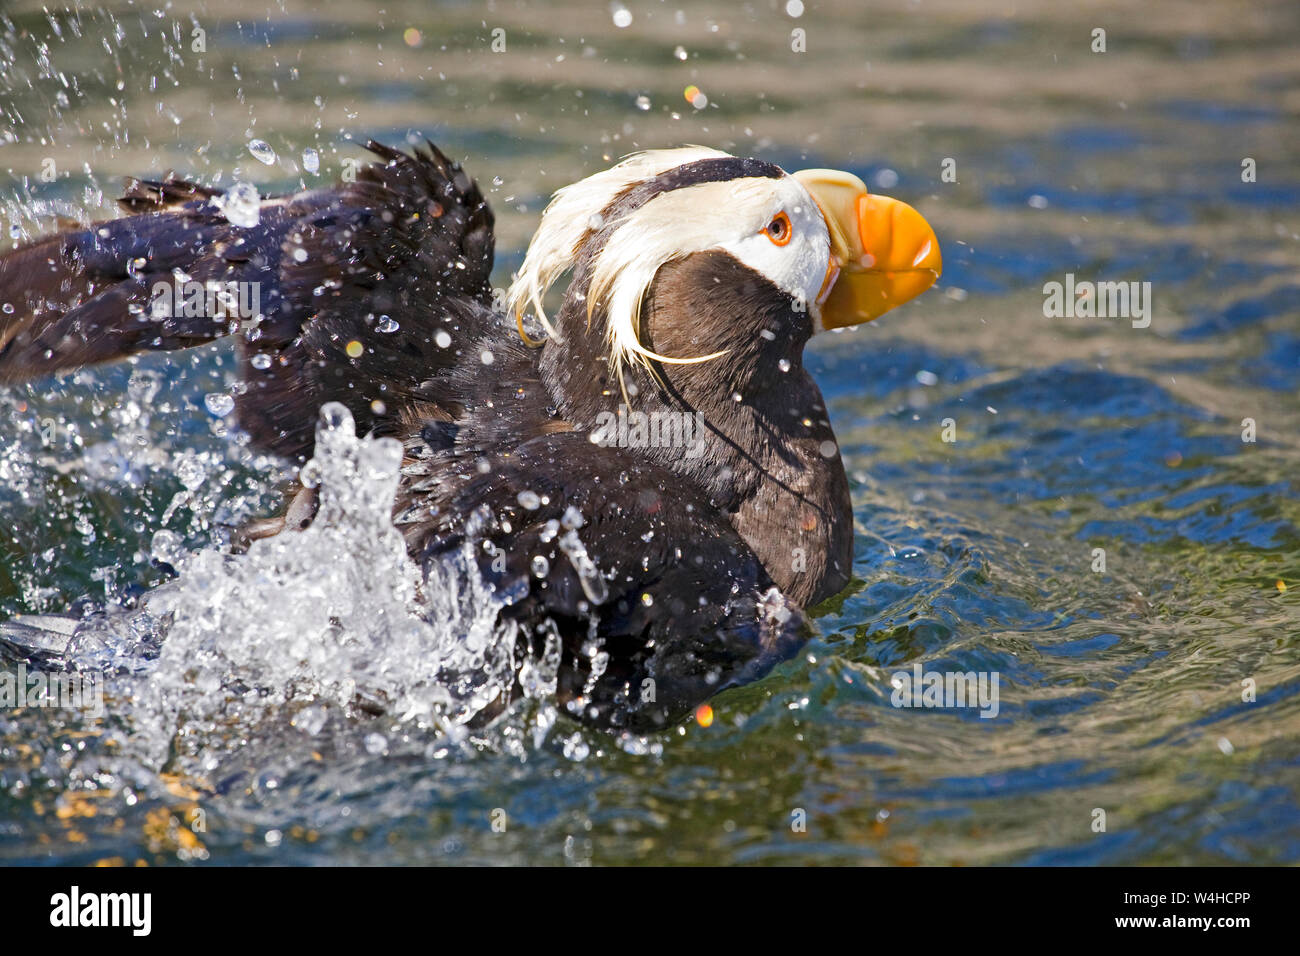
[35,403,538,775]
[216,182,261,229]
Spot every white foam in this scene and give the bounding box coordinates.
[59,402,548,770]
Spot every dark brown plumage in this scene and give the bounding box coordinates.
[0,142,493,460]
[0,141,911,730]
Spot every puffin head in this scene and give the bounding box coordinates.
[506,149,941,607]
[506,146,941,394]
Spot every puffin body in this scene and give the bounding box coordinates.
[0,142,940,730]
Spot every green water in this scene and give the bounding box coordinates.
[1,0,1298,864]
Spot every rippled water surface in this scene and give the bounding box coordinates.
[1,0,1297,865]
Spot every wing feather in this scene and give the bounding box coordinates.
[0,141,496,460]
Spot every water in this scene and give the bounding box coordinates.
[1,0,1298,865]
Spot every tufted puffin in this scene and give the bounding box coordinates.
[0,142,940,731]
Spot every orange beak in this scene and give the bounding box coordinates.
[794,169,942,330]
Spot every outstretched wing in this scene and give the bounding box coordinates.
[0,141,495,459]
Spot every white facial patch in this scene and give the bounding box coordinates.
[588,174,832,376]
[505,150,833,386]
[713,176,831,316]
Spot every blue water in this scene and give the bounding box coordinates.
[1,0,1297,865]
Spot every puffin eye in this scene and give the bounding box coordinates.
[763,211,792,246]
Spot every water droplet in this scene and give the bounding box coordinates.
[376,315,399,333]
[174,452,207,490]
[786,0,805,16]
[128,369,160,404]
[301,147,319,173]
[204,392,235,417]
[611,3,633,28]
[674,45,688,61]
[517,490,541,510]
[318,402,352,432]
[218,182,261,228]
[778,358,791,373]
[558,530,607,604]
[248,139,277,165]
[562,733,590,761]
[151,529,186,566]
[251,353,272,370]
[635,94,651,111]
[531,555,550,578]
[435,330,452,348]
[292,705,328,736]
